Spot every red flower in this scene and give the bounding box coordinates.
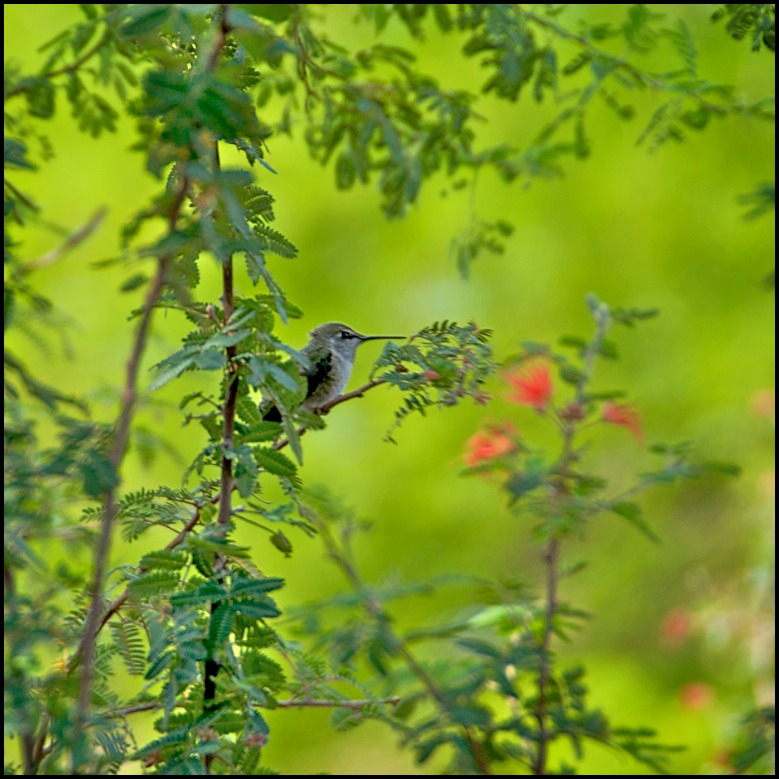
[679,682,714,711]
[659,607,693,647]
[602,401,643,444]
[506,361,553,411]
[751,388,775,418]
[465,424,516,467]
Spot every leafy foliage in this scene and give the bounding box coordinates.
[4,4,773,776]
[712,4,776,51]
[727,706,776,775]
[286,299,735,774]
[373,320,496,441]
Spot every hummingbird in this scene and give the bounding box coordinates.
[261,322,403,422]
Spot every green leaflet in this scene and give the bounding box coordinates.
[109,618,146,676]
[139,550,189,570]
[231,577,285,596]
[127,570,182,599]
[208,602,236,649]
[253,446,298,479]
[609,501,659,543]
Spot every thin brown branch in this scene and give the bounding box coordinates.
[207,4,232,72]
[272,379,388,452]
[73,172,189,762]
[4,177,39,212]
[320,378,388,412]
[75,256,170,714]
[217,279,237,529]
[521,8,734,117]
[276,696,400,709]
[531,536,560,776]
[69,500,211,670]
[312,511,491,775]
[205,29,236,740]
[32,722,51,768]
[532,305,611,775]
[23,208,107,272]
[204,235,235,717]
[5,30,110,101]
[4,565,36,774]
[105,702,161,719]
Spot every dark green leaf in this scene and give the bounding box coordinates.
[270,530,293,556]
[120,273,149,292]
[208,602,235,648]
[121,5,172,37]
[253,447,297,478]
[609,501,659,543]
[231,577,285,596]
[145,649,175,680]
[79,449,119,497]
[149,355,195,391]
[139,550,189,570]
[449,704,493,728]
[5,138,36,170]
[240,4,294,23]
[233,598,281,619]
[505,469,545,504]
[128,570,182,598]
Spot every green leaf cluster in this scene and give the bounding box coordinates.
[373,320,497,441]
[4,4,771,776]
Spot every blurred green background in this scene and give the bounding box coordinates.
[4,4,774,774]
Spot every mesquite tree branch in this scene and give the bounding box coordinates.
[273,378,388,452]
[531,304,611,775]
[73,173,189,761]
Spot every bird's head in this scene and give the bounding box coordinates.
[308,322,402,360]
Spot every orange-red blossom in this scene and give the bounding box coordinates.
[465,423,517,467]
[602,400,644,444]
[505,360,553,411]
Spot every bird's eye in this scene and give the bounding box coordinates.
[340,330,352,339]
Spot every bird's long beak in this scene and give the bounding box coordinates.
[360,334,404,342]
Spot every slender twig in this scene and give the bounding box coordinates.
[531,305,611,775]
[22,208,107,271]
[531,536,560,775]
[288,8,344,112]
[204,12,236,747]
[320,378,387,411]
[4,177,39,212]
[31,719,49,768]
[277,696,400,709]
[206,4,232,72]
[203,240,237,717]
[69,499,213,671]
[5,30,111,101]
[216,251,237,526]
[521,8,740,117]
[105,702,161,719]
[72,171,189,768]
[96,696,403,720]
[312,511,492,775]
[269,652,401,712]
[4,565,37,774]
[272,379,388,452]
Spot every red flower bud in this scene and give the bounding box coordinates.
[602,401,643,444]
[465,423,517,466]
[561,402,585,421]
[505,360,553,411]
